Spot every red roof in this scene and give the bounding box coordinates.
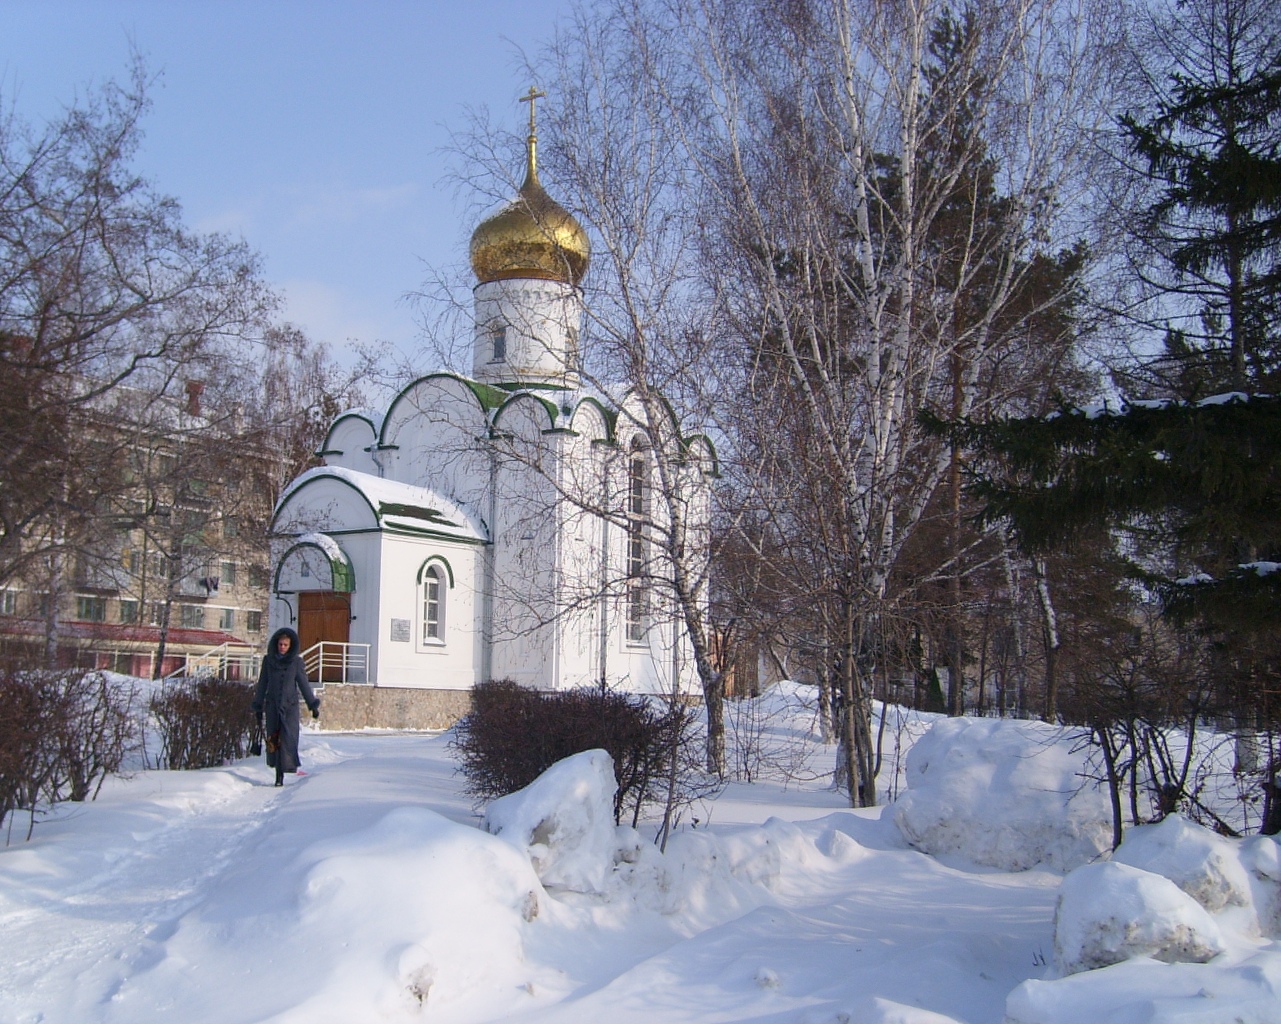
[0,618,254,649]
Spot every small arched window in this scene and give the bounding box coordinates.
[422,565,445,642]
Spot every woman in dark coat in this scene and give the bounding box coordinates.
[252,627,320,786]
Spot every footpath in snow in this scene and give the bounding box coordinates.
[0,694,1278,1024]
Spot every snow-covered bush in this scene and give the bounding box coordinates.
[483,748,620,893]
[453,679,688,825]
[1053,861,1225,974]
[149,676,256,770]
[0,668,142,836]
[892,717,1112,871]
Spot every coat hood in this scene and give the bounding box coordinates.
[267,627,301,660]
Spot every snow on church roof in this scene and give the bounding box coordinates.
[277,466,488,543]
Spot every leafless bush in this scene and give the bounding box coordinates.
[150,676,256,771]
[725,688,825,785]
[452,679,702,827]
[50,672,143,803]
[0,668,143,841]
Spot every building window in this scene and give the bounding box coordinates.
[567,327,579,370]
[0,590,16,616]
[179,604,204,629]
[149,551,170,578]
[220,561,236,587]
[422,566,444,642]
[119,599,139,624]
[490,325,507,363]
[149,602,166,626]
[246,610,263,633]
[248,565,268,589]
[76,596,107,622]
[626,442,649,643]
[223,516,239,539]
[219,607,235,631]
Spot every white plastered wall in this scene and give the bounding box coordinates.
[320,415,380,475]
[472,278,582,386]
[369,534,483,690]
[488,397,557,689]
[377,375,492,511]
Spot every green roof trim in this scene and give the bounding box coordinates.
[570,396,617,441]
[273,539,356,594]
[464,378,511,410]
[378,501,460,529]
[416,555,456,588]
[380,373,503,447]
[493,391,559,432]
[382,525,488,545]
[332,559,356,592]
[490,380,574,393]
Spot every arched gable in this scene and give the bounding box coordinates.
[381,373,500,446]
[683,434,720,477]
[568,396,614,443]
[379,373,499,493]
[275,536,356,593]
[319,410,382,474]
[614,391,715,471]
[272,467,487,543]
[492,391,557,439]
[614,390,685,453]
[272,471,380,534]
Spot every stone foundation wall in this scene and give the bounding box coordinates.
[317,684,471,732]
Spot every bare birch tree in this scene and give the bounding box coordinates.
[569,0,1116,803]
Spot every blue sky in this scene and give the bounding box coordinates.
[1,0,576,366]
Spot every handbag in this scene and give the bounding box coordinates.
[248,714,264,758]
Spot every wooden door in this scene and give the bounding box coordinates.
[298,592,350,682]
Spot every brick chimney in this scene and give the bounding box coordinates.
[185,379,205,417]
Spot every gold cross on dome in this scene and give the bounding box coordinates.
[520,86,547,136]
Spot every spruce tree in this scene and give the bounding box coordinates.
[1119,0,1281,394]
[935,0,1281,830]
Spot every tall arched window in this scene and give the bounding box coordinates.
[422,565,445,642]
[626,440,649,643]
[490,325,507,363]
[566,327,579,371]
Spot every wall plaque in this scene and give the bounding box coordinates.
[390,618,411,642]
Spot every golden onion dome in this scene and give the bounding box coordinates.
[470,91,590,287]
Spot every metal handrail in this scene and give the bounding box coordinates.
[302,641,371,687]
[163,642,261,681]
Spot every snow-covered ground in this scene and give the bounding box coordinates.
[1,684,1278,1024]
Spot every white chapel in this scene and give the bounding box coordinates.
[267,96,716,728]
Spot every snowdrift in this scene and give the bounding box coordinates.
[892,716,1112,871]
[483,748,618,893]
[3,695,1281,1024]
